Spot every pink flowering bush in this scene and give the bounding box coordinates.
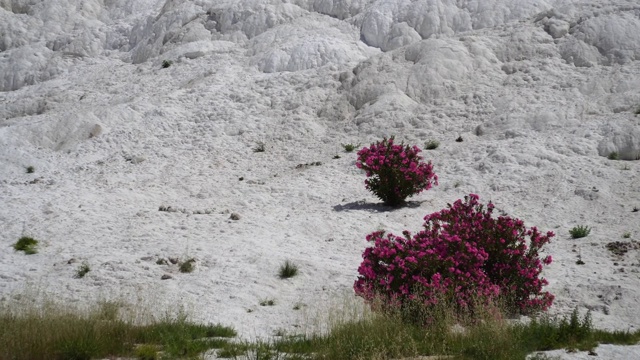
[354,194,554,317]
[356,137,437,207]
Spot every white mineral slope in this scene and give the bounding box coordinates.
[1,0,640,358]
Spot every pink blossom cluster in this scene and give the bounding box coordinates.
[354,194,554,314]
[356,137,437,206]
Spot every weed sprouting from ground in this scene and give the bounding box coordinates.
[569,225,591,239]
[279,260,299,279]
[13,237,38,255]
[74,262,91,278]
[179,258,196,273]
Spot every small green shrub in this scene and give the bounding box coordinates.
[342,143,360,152]
[455,136,464,142]
[425,140,440,150]
[26,166,35,174]
[333,154,341,159]
[74,262,91,279]
[623,232,631,239]
[253,141,266,153]
[633,207,639,213]
[569,226,591,239]
[608,152,620,160]
[179,259,195,273]
[161,60,172,68]
[13,237,38,254]
[279,260,298,279]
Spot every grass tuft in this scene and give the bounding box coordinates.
[259,299,276,306]
[74,262,91,279]
[179,258,196,273]
[342,143,360,152]
[569,225,591,239]
[279,260,299,279]
[607,151,620,160]
[13,236,38,254]
[425,140,440,150]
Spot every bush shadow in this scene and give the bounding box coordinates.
[333,200,424,213]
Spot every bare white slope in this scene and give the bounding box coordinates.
[2,0,640,358]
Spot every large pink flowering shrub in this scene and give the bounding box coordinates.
[354,194,554,315]
[356,137,437,207]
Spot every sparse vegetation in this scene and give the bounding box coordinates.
[26,166,35,174]
[279,260,298,279]
[456,135,464,142]
[341,143,360,152]
[74,262,91,279]
[425,139,440,150]
[13,236,38,255]
[134,344,159,360]
[253,141,266,153]
[179,258,196,273]
[569,225,591,239]
[0,300,236,360]
[623,232,631,239]
[333,154,341,159]
[259,299,276,306]
[633,207,639,213]
[608,151,620,160]
[2,296,640,360]
[161,60,172,68]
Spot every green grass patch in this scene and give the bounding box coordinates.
[4,296,640,360]
[13,236,38,254]
[0,300,236,360]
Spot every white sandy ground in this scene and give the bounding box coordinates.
[1,0,640,358]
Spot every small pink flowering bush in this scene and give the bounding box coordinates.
[354,194,554,317]
[356,137,437,207]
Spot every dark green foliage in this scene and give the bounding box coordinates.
[26,166,35,174]
[278,260,298,279]
[608,152,620,160]
[14,237,38,254]
[161,60,172,68]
